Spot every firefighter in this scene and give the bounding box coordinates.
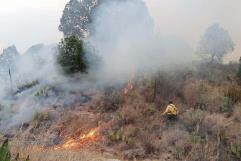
[162,101,178,120]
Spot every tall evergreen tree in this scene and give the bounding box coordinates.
[57,35,88,74]
[59,0,99,38]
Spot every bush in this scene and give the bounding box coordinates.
[182,109,204,132]
[119,106,139,125]
[15,80,39,94]
[34,86,57,98]
[139,131,160,155]
[224,84,241,104]
[102,87,124,112]
[32,112,51,128]
[161,129,189,148]
[0,140,29,161]
[183,82,198,107]
[222,96,231,112]
[201,114,226,137]
[231,143,241,159]
[0,140,11,161]
[143,103,157,116]
[58,35,88,74]
[237,59,241,80]
[108,129,123,142]
[233,104,241,122]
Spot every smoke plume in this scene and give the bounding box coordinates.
[0,0,195,130]
[88,0,194,82]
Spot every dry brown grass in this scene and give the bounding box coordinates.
[201,113,227,136]
[11,144,106,161]
[233,104,241,122]
[224,84,241,104]
[6,62,241,161]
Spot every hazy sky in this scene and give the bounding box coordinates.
[0,0,240,60]
[146,0,241,61]
[0,0,68,53]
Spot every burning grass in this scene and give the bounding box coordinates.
[54,127,100,150]
[4,62,241,161]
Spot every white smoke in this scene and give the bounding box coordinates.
[0,43,72,130]
[0,0,196,130]
[88,0,194,83]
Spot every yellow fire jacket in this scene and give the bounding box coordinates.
[163,104,178,116]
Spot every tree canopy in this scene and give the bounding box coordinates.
[198,24,234,62]
[59,0,99,38]
[57,35,88,74]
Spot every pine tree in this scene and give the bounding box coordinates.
[57,35,88,74]
[59,0,99,38]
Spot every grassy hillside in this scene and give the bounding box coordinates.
[2,62,241,161]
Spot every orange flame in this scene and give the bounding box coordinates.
[54,127,100,150]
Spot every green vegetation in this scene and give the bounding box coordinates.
[57,35,88,74]
[231,143,241,159]
[237,57,241,80]
[34,86,55,98]
[16,80,39,94]
[59,0,99,38]
[0,140,11,161]
[0,140,29,161]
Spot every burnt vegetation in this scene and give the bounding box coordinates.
[5,61,240,161]
[1,0,241,161]
[94,61,241,161]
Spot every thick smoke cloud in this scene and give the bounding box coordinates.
[0,0,195,130]
[89,0,194,82]
[0,45,62,129]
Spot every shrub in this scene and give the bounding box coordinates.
[231,142,241,159]
[34,86,55,98]
[224,84,241,104]
[233,104,241,122]
[189,131,203,144]
[102,88,124,112]
[16,80,39,94]
[201,114,226,137]
[183,82,198,107]
[143,103,157,116]
[0,140,11,161]
[32,112,51,128]
[0,140,29,161]
[197,82,209,105]
[161,129,189,148]
[237,58,241,80]
[119,106,139,125]
[139,131,161,155]
[182,109,204,132]
[175,138,192,160]
[108,129,123,142]
[222,96,231,112]
[57,35,88,74]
